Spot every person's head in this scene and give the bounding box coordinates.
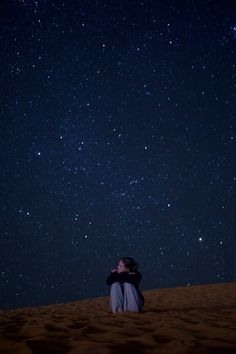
[117,256,138,273]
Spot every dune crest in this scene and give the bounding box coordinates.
[1,282,236,353]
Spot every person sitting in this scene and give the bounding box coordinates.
[106,256,145,313]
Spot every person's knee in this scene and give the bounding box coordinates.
[111,282,120,287]
[110,282,121,291]
[123,282,135,288]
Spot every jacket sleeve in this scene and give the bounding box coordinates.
[106,271,142,286]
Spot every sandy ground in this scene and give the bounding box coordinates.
[0,282,236,354]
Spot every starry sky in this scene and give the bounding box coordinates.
[1,0,236,310]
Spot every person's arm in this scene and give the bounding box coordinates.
[106,271,142,286]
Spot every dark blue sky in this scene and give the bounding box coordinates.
[1,0,236,310]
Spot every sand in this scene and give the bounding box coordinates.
[0,282,236,354]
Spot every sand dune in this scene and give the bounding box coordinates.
[1,282,236,354]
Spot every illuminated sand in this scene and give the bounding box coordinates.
[1,282,236,353]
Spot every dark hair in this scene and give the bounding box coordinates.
[120,256,139,272]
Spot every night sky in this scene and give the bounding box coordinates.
[1,0,236,310]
